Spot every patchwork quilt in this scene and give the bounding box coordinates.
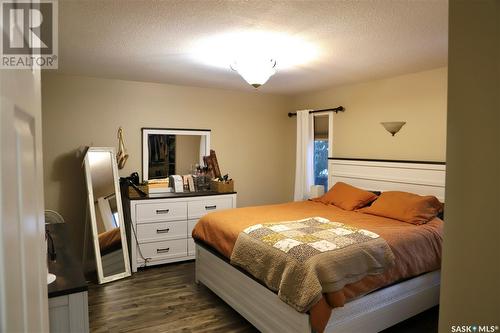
[230,217,395,312]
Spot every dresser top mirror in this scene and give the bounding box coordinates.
[141,128,211,182]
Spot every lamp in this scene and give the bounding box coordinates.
[45,210,65,284]
[381,121,406,136]
[231,58,277,88]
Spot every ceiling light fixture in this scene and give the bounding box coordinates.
[191,30,318,88]
[231,58,277,88]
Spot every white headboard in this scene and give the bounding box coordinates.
[329,158,446,202]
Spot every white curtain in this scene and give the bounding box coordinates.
[294,110,315,201]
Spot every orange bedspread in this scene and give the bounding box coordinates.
[192,200,443,332]
[98,227,121,255]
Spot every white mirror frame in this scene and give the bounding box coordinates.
[84,147,131,284]
[141,128,211,182]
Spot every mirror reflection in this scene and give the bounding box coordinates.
[85,149,130,282]
[147,134,202,178]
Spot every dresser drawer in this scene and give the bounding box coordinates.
[136,201,187,223]
[187,197,233,219]
[188,219,198,237]
[137,239,187,262]
[137,221,187,242]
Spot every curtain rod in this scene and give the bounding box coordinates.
[287,106,345,118]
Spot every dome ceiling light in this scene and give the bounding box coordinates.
[191,30,318,89]
[230,58,277,88]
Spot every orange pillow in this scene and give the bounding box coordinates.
[314,182,378,211]
[358,191,443,225]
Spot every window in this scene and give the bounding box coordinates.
[112,212,120,228]
[314,139,328,192]
[314,115,330,192]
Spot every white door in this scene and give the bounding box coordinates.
[0,68,49,330]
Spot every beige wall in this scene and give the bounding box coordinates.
[439,1,500,331]
[42,73,295,257]
[291,67,448,161]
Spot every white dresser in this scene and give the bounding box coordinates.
[125,191,237,272]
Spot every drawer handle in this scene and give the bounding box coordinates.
[156,228,170,234]
[205,205,217,210]
[156,209,170,214]
[156,247,170,254]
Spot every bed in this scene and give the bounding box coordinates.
[193,158,446,333]
[98,228,126,276]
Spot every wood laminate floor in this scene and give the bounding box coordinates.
[88,261,438,333]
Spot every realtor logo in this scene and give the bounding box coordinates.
[0,0,58,68]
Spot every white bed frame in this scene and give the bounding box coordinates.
[195,158,446,333]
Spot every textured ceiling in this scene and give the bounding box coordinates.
[56,0,448,94]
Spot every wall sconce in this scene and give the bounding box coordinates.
[381,121,406,136]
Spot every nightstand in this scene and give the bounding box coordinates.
[47,224,89,333]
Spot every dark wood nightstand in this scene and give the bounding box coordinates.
[47,224,89,332]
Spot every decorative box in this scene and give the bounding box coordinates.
[194,175,212,192]
[210,180,234,193]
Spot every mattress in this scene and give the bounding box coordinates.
[192,200,443,332]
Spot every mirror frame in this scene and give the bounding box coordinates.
[84,147,131,284]
[141,128,211,182]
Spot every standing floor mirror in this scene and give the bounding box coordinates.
[84,147,131,284]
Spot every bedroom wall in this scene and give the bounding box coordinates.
[290,67,448,161]
[41,73,295,258]
[439,1,500,330]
